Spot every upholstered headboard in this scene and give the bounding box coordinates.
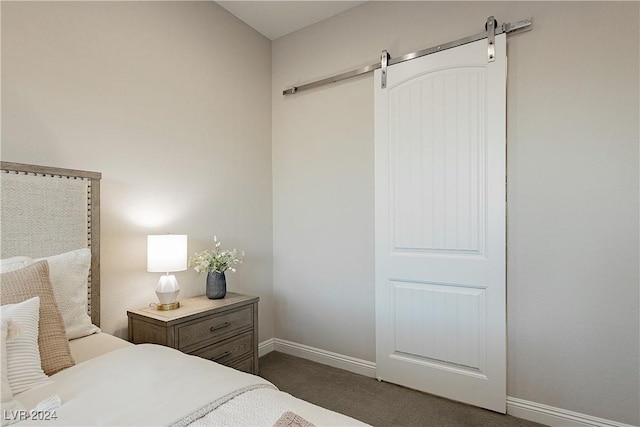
[0,161,101,326]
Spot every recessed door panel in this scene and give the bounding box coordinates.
[391,68,485,255]
[393,280,486,371]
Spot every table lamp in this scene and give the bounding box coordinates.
[147,234,187,310]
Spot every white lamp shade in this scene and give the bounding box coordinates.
[147,235,188,273]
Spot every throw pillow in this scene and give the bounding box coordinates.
[1,318,27,426]
[0,262,75,375]
[0,298,50,394]
[35,249,99,339]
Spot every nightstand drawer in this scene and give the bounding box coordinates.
[192,330,253,365]
[229,355,254,374]
[177,306,252,350]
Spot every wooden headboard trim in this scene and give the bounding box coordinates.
[0,161,102,327]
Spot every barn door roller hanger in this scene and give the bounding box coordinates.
[283,16,532,95]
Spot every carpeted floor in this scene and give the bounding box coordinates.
[259,352,545,427]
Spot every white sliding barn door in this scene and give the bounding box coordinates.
[374,34,506,413]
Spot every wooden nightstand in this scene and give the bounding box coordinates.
[127,292,259,374]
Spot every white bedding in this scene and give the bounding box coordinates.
[190,388,366,427]
[13,343,368,427]
[15,344,273,426]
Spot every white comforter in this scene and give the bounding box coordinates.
[13,344,367,427]
[189,388,366,427]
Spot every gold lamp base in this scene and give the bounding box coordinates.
[156,302,180,311]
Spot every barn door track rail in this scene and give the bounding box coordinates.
[282,16,532,96]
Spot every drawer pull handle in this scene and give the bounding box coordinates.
[210,322,231,332]
[212,351,231,361]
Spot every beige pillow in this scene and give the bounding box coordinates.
[0,261,75,375]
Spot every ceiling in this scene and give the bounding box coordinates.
[216,1,366,40]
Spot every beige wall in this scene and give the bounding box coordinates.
[1,1,274,342]
[272,2,639,425]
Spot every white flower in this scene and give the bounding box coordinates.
[188,237,244,274]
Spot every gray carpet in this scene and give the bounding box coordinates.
[259,352,545,427]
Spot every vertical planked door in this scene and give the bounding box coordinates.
[374,34,507,412]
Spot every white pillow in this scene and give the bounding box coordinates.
[1,318,26,426]
[0,249,100,339]
[0,297,50,395]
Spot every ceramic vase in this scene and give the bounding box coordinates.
[206,271,226,299]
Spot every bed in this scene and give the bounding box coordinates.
[0,162,367,427]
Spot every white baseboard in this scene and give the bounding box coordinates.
[506,397,636,427]
[258,338,275,357]
[258,338,635,427]
[258,338,376,378]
